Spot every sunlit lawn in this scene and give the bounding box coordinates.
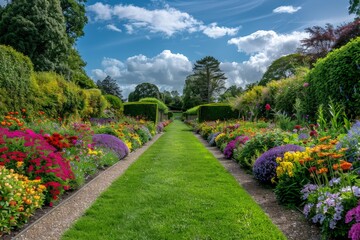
[62,120,286,240]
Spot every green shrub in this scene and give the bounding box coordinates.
[302,37,360,119]
[124,102,158,123]
[81,89,108,119]
[35,72,84,119]
[0,45,39,115]
[104,94,123,118]
[168,111,174,119]
[234,130,289,170]
[198,103,239,122]
[139,97,168,113]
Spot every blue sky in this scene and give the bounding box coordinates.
[1,0,355,98]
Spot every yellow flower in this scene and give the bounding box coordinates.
[16,161,24,168]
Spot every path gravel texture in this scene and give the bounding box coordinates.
[13,133,163,240]
[195,134,322,240]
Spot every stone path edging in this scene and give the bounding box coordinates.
[13,133,163,240]
[194,133,321,240]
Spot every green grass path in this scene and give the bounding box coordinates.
[62,120,286,240]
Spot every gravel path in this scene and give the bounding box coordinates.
[13,133,163,240]
[195,134,322,240]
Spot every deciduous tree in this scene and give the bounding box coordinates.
[128,82,160,102]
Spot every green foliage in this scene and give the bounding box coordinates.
[104,94,123,118]
[80,89,107,119]
[35,72,84,119]
[349,0,360,16]
[302,37,360,119]
[274,175,308,207]
[274,71,308,116]
[139,97,168,113]
[259,54,310,86]
[234,131,288,170]
[198,103,239,122]
[0,0,70,72]
[184,56,226,104]
[185,106,200,115]
[123,102,158,123]
[128,83,160,101]
[182,75,203,110]
[218,85,243,102]
[167,112,173,119]
[67,48,95,88]
[0,45,39,114]
[97,76,123,99]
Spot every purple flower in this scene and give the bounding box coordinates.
[223,135,250,159]
[92,134,129,159]
[349,223,360,240]
[301,183,319,200]
[156,122,164,133]
[253,144,304,183]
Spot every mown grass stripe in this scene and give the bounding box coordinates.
[62,120,286,240]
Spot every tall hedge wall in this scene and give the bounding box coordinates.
[124,102,158,123]
[0,45,38,114]
[198,104,239,122]
[302,37,360,119]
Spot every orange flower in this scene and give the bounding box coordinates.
[340,161,352,171]
[299,159,305,165]
[316,167,328,174]
[330,153,343,159]
[317,160,325,165]
[317,152,332,157]
[339,148,348,152]
[333,164,340,171]
[330,139,339,145]
[0,121,6,126]
[319,136,331,142]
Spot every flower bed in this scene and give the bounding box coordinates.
[0,111,170,236]
[195,119,360,239]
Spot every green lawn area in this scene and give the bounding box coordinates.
[62,120,286,240]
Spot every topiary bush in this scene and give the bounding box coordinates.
[253,144,304,184]
[92,134,129,159]
[302,37,360,119]
[124,102,158,123]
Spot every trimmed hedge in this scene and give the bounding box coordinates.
[183,105,199,121]
[139,97,168,114]
[302,37,360,119]
[124,102,158,122]
[198,103,239,122]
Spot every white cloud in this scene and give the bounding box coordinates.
[91,50,193,98]
[106,24,122,32]
[87,2,239,38]
[87,3,112,20]
[226,30,308,85]
[202,23,240,39]
[273,6,302,14]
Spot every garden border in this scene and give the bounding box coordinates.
[13,133,163,240]
[194,133,322,240]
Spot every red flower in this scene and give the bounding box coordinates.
[308,166,317,173]
[265,104,271,111]
[310,130,318,137]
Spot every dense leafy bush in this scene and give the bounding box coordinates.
[253,144,304,184]
[104,94,123,118]
[81,89,108,119]
[234,130,289,170]
[139,98,168,113]
[302,37,360,119]
[0,45,38,115]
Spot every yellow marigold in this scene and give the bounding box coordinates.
[215,133,226,143]
[125,141,132,151]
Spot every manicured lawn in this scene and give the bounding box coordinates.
[62,120,286,240]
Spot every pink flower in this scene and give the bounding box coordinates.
[265,104,271,111]
[303,82,309,87]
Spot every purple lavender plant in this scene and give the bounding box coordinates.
[253,144,304,183]
[223,135,249,159]
[92,134,129,159]
[346,204,360,240]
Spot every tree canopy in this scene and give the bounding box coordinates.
[218,85,243,102]
[128,82,160,102]
[60,0,87,44]
[349,0,360,16]
[258,53,310,86]
[97,75,123,99]
[0,0,70,72]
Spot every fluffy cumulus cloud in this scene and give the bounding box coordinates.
[87,2,239,38]
[273,6,302,14]
[202,23,240,39]
[91,50,193,98]
[225,30,308,85]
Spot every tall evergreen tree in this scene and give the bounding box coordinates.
[0,0,70,72]
[190,56,226,103]
[97,75,123,99]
